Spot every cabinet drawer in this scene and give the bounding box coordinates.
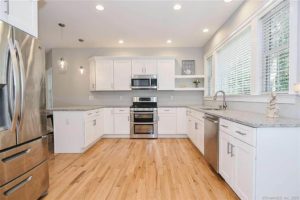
[0,137,48,186]
[232,123,256,147]
[189,109,204,121]
[114,108,129,114]
[158,108,176,114]
[0,161,49,200]
[220,119,256,147]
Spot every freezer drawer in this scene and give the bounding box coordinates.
[0,161,49,200]
[0,137,48,186]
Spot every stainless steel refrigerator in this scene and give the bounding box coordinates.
[0,20,49,199]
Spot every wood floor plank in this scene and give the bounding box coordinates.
[44,139,238,200]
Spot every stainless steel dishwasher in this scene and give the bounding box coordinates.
[203,114,219,172]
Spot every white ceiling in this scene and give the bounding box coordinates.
[39,0,244,49]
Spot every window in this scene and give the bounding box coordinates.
[216,28,251,95]
[206,56,213,96]
[262,0,289,93]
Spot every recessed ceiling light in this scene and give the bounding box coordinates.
[203,28,209,33]
[166,39,172,44]
[118,40,124,44]
[224,0,232,3]
[96,4,104,11]
[173,4,182,10]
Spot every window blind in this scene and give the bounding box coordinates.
[262,0,289,93]
[216,28,251,95]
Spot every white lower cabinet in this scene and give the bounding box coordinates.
[84,118,96,147]
[113,108,130,135]
[103,108,114,134]
[176,108,187,134]
[186,109,204,154]
[158,108,177,135]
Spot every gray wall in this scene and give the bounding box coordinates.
[203,0,300,119]
[49,47,204,107]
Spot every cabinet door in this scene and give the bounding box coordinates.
[103,108,114,134]
[89,59,96,91]
[0,0,8,22]
[132,60,145,75]
[158,114,177,134]
[95,59,114,90]
[187,116,193,139]
[232,137,255,200]
[85,119,95,147]
[114,114,130,135]
[6,0,38,37]
[176,108,187,134]
[157,59,175,90]
[113,60,132,90]
[219,131,234,185]
[95,111,104,139]
[195,120,204,154]
[144,59,157,74]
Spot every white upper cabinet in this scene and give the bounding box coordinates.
[157,59,175,90]
[113,60,132,91]
[89,59,96,91]
[0,0,38,37]
[95,59,114,91]
[132,59,157,75]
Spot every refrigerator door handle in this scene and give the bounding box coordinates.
[14,40,26,119]
[7,39,21,132]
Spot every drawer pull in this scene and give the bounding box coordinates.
[2,149,31,163]
[231,144,235,157]
[4,176,32,196]
[221,125,228,128]
[227,142,231,155]
[236,130,247,136]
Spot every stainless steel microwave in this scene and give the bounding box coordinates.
[131,75,157,90]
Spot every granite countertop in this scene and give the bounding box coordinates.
[188,106,300,128]
[50,105,130,111]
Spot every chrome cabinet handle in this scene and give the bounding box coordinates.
[221,125,228,128]
[4,176,32,196]
[236,130,246,136]
[4,0,9,14]
[2,148,31,163]
[93,120,96,126]
[227,142,230,154]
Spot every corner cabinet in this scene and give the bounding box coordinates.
[186,109,204,154]
[0,0,38,37]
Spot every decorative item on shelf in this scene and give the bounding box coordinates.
[266,91,279,118]
[182,60,195,75]
[57,57,68,73]
[79,66,85,75]
[193,79,201,88]
[293,83,300,93]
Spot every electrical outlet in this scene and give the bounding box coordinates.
[89,95,94,100]
[119,96,123,100]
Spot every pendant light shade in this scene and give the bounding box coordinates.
[58,57,68,73]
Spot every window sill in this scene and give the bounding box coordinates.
[204,94,297,104]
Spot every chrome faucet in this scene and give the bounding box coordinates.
[213,90,227,110]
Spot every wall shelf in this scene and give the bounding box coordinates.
[175,75,205,79]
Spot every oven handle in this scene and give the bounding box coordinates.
[131,122,157,125]
[130,112,156,114]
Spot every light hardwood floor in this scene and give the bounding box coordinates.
[45,139,238,200]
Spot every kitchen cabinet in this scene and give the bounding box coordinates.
[113,108,130,135]
[158,108,177,135]
[132,59,157,75]
[95,109,104,139]
[89,58,96,91]
[96,59,114,90]
[176,108,187,134]
[113,60,132,90]
[0,0,38,37]
[157,59,175,90]
[219,130,234,184]
[84,118,96,147]
[186,109,204,154]
[103,108,114,135]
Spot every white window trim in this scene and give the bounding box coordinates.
[204,0,299,104]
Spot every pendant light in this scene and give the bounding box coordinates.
[57,23,68,73]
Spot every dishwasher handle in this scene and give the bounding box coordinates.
[203,116,219,124]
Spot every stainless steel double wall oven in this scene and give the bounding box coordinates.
[130,97,158,139]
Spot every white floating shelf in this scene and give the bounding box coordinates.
[174,87,205,91]
[175,75,205,79]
